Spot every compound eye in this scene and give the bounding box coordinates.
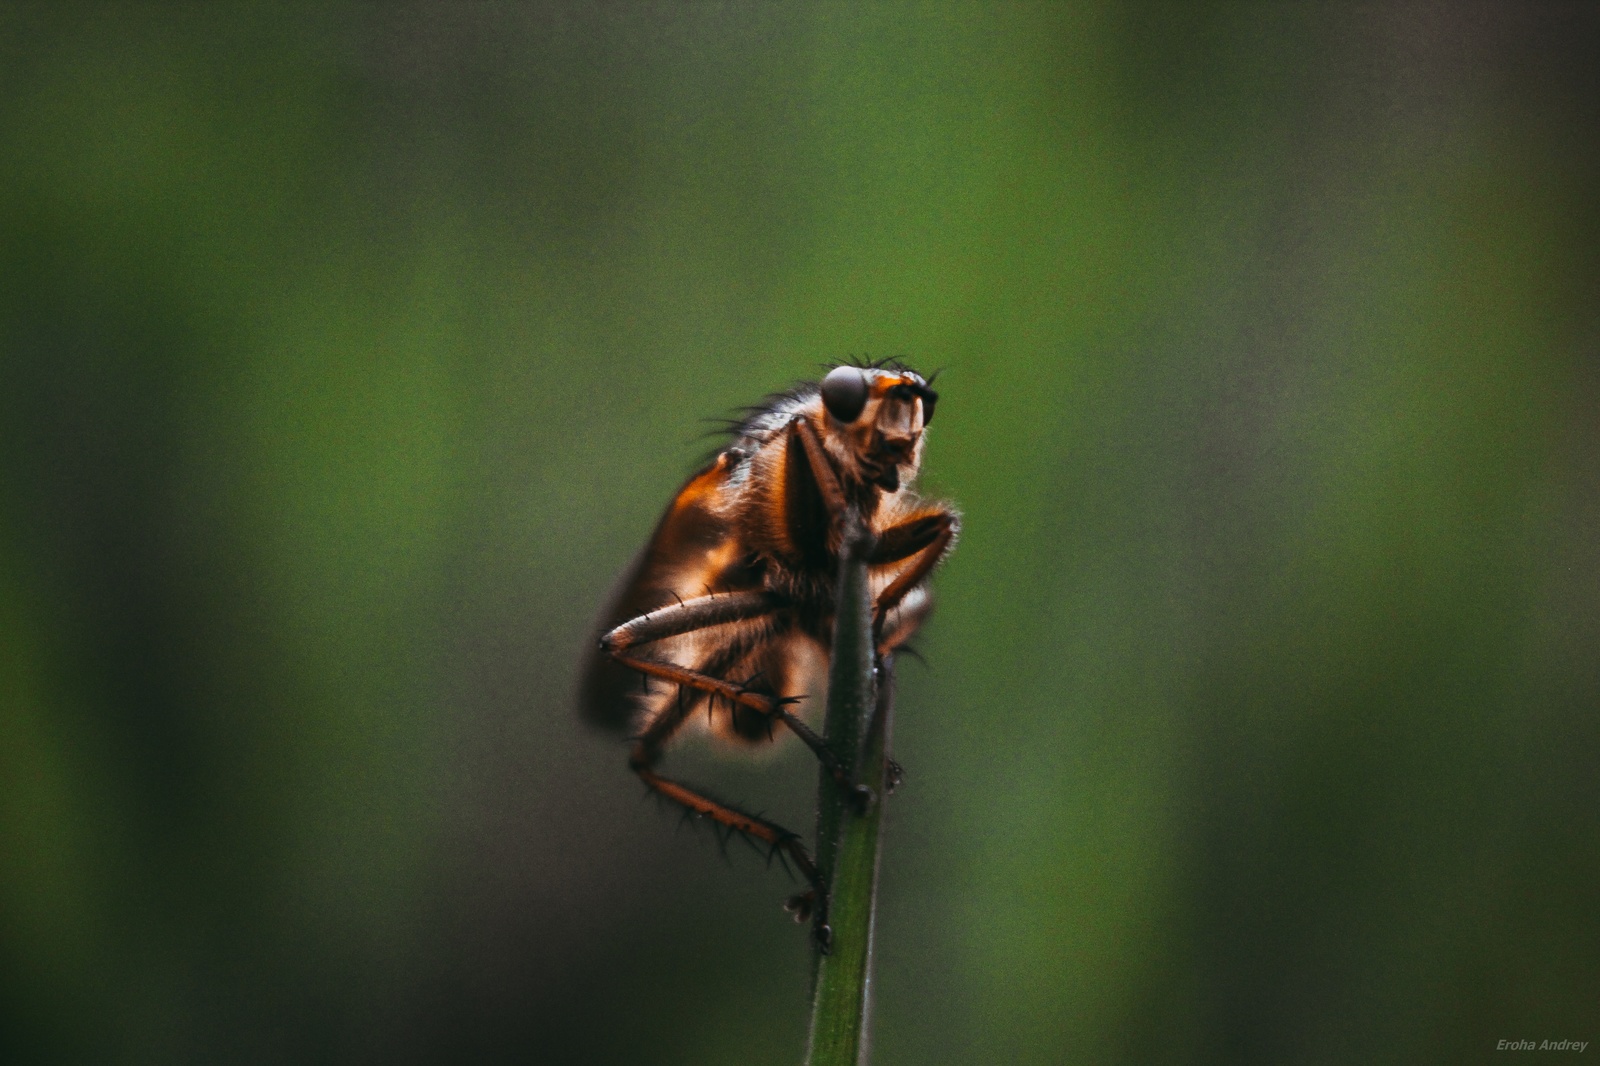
[919,388,938,426]
[820,366,869,423]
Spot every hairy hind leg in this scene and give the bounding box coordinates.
[629,752,832,951]
[600,593,837,947]
[602,592,867,804]
[624,678,833,949]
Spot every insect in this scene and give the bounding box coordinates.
[579,360,958,948]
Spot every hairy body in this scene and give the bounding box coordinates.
[578,362,958,946]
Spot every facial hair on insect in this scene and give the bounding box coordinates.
[577,361,958,952]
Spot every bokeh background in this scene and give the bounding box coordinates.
[2,3,1596,1063]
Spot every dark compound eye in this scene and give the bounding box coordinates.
[820,365,868,423]
[918,387,938,425]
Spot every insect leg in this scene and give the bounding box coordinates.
[600,590,776,653]
[602,592,867,804]
[607,652,785,716]
[860,591,925,792]
[771,704,875,814]
[868,510,953,566]
[792,416,849,520]
[875,584,931,658]
[871,506,959,630]
[628,730,832,950]
[601,591,786,715]
[610,649,870,811]
[600,594,846,935]
[865,509,955,797]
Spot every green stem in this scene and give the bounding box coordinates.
[805,515,894,1066]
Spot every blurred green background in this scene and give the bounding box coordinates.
[2,4,1596,1063]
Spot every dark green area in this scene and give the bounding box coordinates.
[2,5,1596,1063]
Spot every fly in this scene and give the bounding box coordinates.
[579,361,959,949]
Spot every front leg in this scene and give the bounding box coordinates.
[870,506,959,631]
[780,416,887,810]
[791,416,850,525]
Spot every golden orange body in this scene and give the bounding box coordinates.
[578,361,958,947]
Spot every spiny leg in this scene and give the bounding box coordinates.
[624,645,833,946]
[610,649,871,814]
[608,651,780,716]
[601,590,776,654]
[624,745,832,947]
[601,590,787,720]
[602,592,867,805]
[602,594,839,946]
[628,727,832,950]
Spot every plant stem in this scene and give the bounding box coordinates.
[805,515,894,1066]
